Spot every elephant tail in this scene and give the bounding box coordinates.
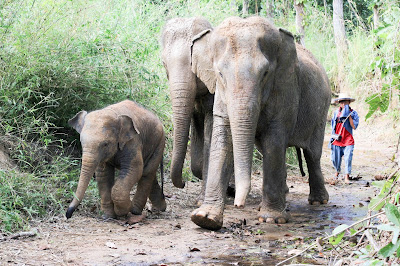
[160,156,164,194]
[296,147,306,177]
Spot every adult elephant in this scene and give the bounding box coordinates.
[161,17,216,195]
[191,17,331,230]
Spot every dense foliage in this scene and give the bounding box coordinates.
[0,0,398,242]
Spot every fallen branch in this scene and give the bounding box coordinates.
[0,231,37,241]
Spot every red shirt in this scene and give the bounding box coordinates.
[332,111,355,147]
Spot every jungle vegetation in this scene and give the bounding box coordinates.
[0,0,399,262]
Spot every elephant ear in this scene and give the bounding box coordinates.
[68,111,87,134]
[273,28,300,103]
[118,115,140,150]
[191,29,216,94]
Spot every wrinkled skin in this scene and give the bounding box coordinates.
[66,100,166,219]
[161,17,216,201]
[191,17,331,230]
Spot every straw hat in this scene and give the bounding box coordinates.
[334,93,355,103]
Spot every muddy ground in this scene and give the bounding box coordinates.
[0,109,398,265]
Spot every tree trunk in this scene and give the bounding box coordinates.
[265,0,273,20]
[231,0,237,13]
[242,0,248,16]
[373,4,379,30]
[333,0,347,92]
[294,0,306,47]
[323,0,327,16]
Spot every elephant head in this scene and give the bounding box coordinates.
[210,17,299,206]
[66,108,140,218]
[161,17,215,188]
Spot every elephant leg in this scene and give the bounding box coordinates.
[196,111,213,206]
[258,134,291,224]
[304,127,329,205]
[148,177,167,212]
[131,172,156,215]
[190,107,204,180]
[96,164,116,219]
[191,115,233,230]
[131,137,166,214]
[112,156,143,216]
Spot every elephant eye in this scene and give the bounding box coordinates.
[219,71,223,78]
[262,70,269,83]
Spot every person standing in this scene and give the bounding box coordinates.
[330,93,360,183]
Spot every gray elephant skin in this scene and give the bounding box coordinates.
[66,100,166,219]
[161,17,216,197]
[191,17,331,230]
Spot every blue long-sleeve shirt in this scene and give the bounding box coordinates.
[331,105,359,136]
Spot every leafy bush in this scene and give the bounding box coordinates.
[0,168,99,233]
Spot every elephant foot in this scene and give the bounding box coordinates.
[308,190,329,206]
[191,204,224,231]
[151,196,167,213]
[101,213,117,220]
[114,200,132,216]
[126,213,146,225]
[101,203,116,219]
[131,205,143,215]
[258,207,291,224]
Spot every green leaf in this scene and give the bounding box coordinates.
[377,224,399,232]
[370,260,385,266]
[368,195,387,211]
[329,224,348,245]
[371,180,386,189]
[385,204,400,227]
[365,87,390,120]
[379,240,400,258]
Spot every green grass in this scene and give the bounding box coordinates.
[0,167,99,233]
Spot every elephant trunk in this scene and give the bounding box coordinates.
[170,81,196,188]
[229,100,260,207]
[66,152,98,219]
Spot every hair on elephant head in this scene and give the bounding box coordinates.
[66,100,166,220]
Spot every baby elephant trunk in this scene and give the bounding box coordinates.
[66,153,97,219]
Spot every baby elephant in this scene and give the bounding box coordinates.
[66,100,166,219]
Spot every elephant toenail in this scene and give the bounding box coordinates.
[266,217,275,223]
[276,217,286,224]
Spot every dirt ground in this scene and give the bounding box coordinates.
[0,107,398,265]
